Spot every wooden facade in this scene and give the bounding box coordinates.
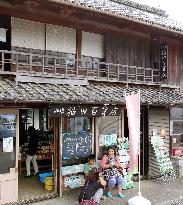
[0,0,183,203]
[0,1,182,86]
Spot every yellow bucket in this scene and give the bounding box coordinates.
[45,176,54,191]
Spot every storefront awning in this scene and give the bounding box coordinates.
[0,77,182,106]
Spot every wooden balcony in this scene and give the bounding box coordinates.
[0,50,160,85]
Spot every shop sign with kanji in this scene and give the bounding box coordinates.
[50,104,122,117]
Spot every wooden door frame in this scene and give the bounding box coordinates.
[59,117,63,198]
[142,108,149,178]
[124,107,149,178]
[53,116,61,195]
[139,108,149,177]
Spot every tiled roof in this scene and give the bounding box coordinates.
[0,78,182,106]
[62,0,183,34]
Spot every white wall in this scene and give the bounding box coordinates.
[46,24,76,54]
[11,18,76,54]
[12,17,45,50]
[12,18,105,57]
[82,31,104,58]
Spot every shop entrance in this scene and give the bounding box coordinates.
[18,109,56,201]
[124,108,149,177]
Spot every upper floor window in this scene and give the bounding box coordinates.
[82,32,104,59]
[12,17,45,50]
[12,18,76,55]
[81,32,105,70]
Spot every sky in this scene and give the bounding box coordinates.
[133,0,183,22]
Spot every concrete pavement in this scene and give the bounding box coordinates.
[32,178,183,205]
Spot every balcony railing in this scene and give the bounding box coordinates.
[0,50,160,84]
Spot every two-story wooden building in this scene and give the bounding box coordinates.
[0,0,183,204]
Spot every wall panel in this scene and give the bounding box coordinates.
[12,17,45,50]
[82,31,104,58]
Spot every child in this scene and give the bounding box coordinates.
[84,154,97,177]
[84,154,106,200]
[79,168,106,205]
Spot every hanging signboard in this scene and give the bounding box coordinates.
[160,43,168,80]
[50,104,122,117]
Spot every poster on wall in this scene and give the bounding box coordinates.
[0,114,16,152]
[3,137,13,152]
[99,133,117,146]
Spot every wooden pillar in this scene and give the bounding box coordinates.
[121,108,124,139]
[76,29,82,75]
[59,117,63,198]
[53,116,60,194]
[95,117,99,160]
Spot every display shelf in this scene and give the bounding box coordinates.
[118,137,134,190]
[60,164,85,191]
[150,132,175,183]
[19,140,54,175]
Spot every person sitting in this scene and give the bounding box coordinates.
[78,167,106,205]
[25,126,39,177]
[101,146,125,198]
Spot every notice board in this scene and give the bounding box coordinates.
[62,133,92,159]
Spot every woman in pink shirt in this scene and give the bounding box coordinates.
[101,146,125,198]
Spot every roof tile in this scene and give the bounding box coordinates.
[0,78,182,106]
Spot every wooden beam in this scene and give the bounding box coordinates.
[0,1,150,39]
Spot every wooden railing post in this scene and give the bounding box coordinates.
[42,56,45,74]
[152,69,154,83]
[97,62,99,79]
[29,53,32,73]
[107,63,109,80]
[54,58,56,75]
[135,66,137,82]
[86,61,89,78]
[127,65,129,83]
[76,59,78,77]
[117,65,119,81]
[1,51,4,71]
[16,53,19,72]
[65,61,68,78]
